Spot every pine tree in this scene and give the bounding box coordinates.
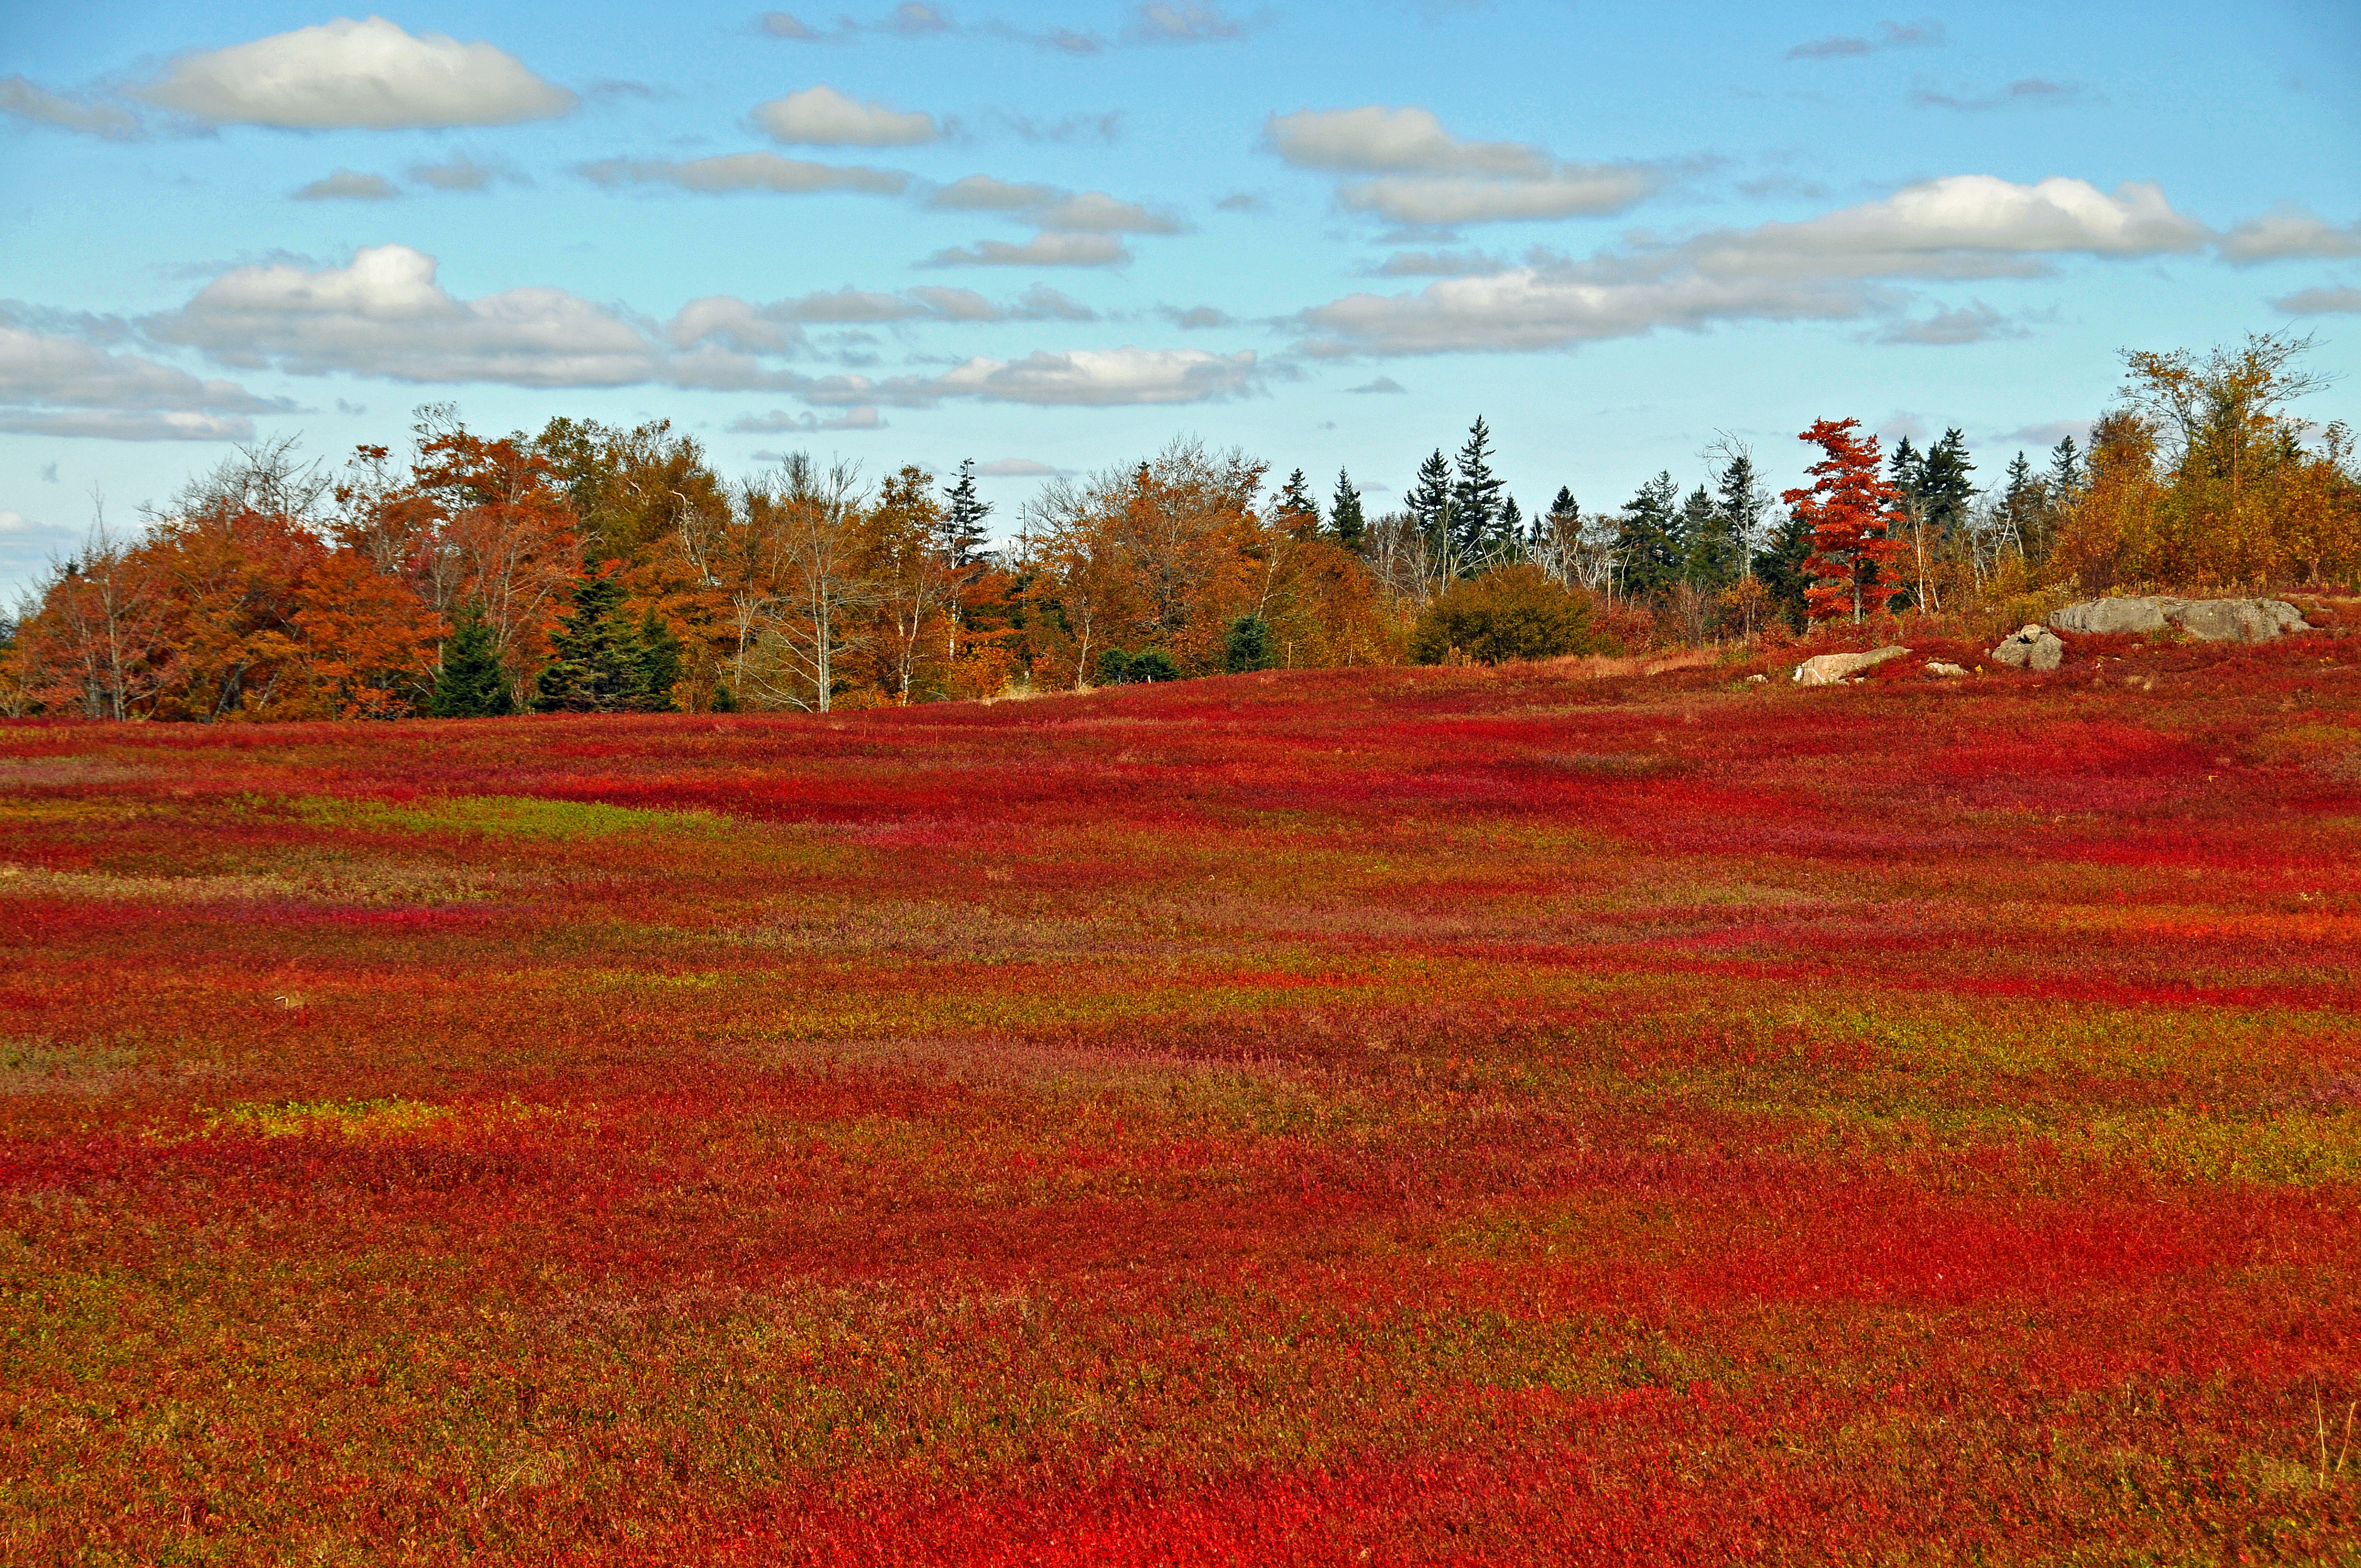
[1225,612,1276,673]
[636,605,683,712]
[937,459,992,568]
[534,573,648,713]
[1500,496,1522,549]
[428,606,514,718]
[1679,484,1736,588]
[1409,449,1454,564]
[1712,452,1766,578]
[2047,435,2085,499]
[1451,415,1505,565]
[1276,468,1321,539]
[1783,418,1903,624]
[2000,450,2045,558]
[1330,468,1367,551]
[1615,472,1684,598]
[1751,510,1815,633]
[1918,431,1976,537]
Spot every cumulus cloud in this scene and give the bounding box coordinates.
[1376,249,1504,276]
[668,282,1095,346]
[754,84,936,146]
[579,153,911,195]
[1163,306,1233,329]
[292,169,400,202]
[1787,19,1944,59]
[925,175,1179,233]
[2219,206,2361,265]
[137,17,575,129]
[1297,175,2209,355]
[780,346,1258,406]
[1,77,140,138]
[2274,285,2361,314]
[1263,106,1654,226]
[145,244,666,386]
[1347,375,1407,393]
[923,233,1132,267]
[0,317,287,442]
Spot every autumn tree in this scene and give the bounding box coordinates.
[1783,418,1903,624]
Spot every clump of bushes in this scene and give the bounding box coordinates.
[1095,647,1180,685]
[1408,564,1603,665]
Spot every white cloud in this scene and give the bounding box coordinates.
[292,169,400,202]
[0,77,140,138]
[0,318,287,440]
[146,244,665,386]
[1264,106,1655,226]
[975,459,1067,477]
[925,176,1178,233]
[137,17,575,129]
[1265,106,1550,176]
[754,85,935,146]
[1377,249,1504,276]
[2275,286,2361,314]
[1340,171,1652,226]
[1163,306,1232,329]
[784,347,1258,407]
[2219,207,2361,265]
[1297,175,2208,356]
[923,233,1132,267]
[410,154,526,192]
[667,283,1096,347]
[1347,376,1406,393]
[1872,301,2021,345]
[731,406,885,433]
[1684,175,2209,280]
[580,153,911,195]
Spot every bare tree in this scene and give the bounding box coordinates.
[741,455,869,712]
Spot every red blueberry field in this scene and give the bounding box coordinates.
[5,629,2361,1565]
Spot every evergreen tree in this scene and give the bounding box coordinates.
[1450,415,1506,564]
[1917,429,1976,538]
[534,573,648,714]
[1751,509,1815,633]
[636,605,683,712]
[1679,484,1736,588]
[2047,434,2085,499]
[1614,472,1684,598]
[937,459,992,568]
[1500,496,1522,549]
[1409,449,1454,563]
[1712,452,1766,578]
[2001,450,2046,558]
[428,606,514,718]
[1225,612,1277,673]
[1276,468,1321,538]
[1330,467,1367,551]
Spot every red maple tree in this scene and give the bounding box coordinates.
[1783,418,1903,624]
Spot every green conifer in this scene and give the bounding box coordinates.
[427,607,515,718]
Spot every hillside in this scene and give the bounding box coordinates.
[4,632,2359,1562]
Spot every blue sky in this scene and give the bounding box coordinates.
[4,1,2358,597]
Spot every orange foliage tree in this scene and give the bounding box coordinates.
[1783,418,1903,625]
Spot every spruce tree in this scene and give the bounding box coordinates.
[637,605,683,712]
[1680,484,1737,589]
[2001,450,2044,558]
[1614,472,1684,598]
[1225,613,1276,673]
[1330,468,1367,551]
[1276,468,1321,538]
[1712,453,1765,577]
[1500,495,1522,550]
[1751,509,1816,633]
[1450,415,1505,564]
[1409,449,1454,563]
[534,573,648,714]
[2047,435,2085,498]
[938,459,992,567]
[1918,430,1976,538]
[428,607,514,718]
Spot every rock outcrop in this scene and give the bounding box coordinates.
[1925,661,1970,678]
[1991,625,2063,671]
[2049,596,2309,643]
[1793,646,1909,686]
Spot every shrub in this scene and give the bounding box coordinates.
[1408,564,1601,665]
[1096,648,1179,685]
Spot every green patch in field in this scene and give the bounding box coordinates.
[210,1097,455,1140]
[298,793,731,842]
[2077,1107,2361,1187]
[0,1035,142,1097]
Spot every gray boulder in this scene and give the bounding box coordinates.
[2050,596,2309,643]
[1992,624,2063,671]
[1794,646,1910,686]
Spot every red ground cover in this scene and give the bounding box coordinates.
[4,635,2360,1564]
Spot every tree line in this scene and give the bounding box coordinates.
[2,333,2353,721]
